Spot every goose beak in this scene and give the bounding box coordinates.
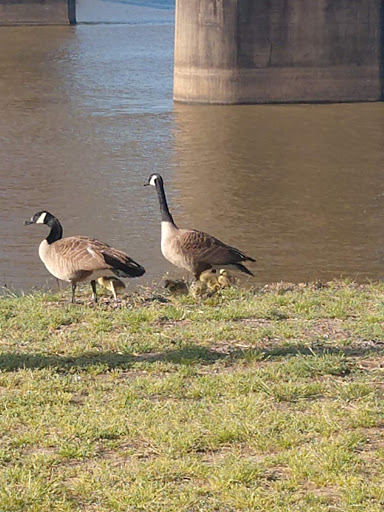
[143,183,149,187]
[24,220,34,225]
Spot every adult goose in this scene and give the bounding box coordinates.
[24,210,145,303]
[144,174,255,279]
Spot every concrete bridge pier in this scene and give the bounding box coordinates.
[173,0,383,104]
[0,0,75,25]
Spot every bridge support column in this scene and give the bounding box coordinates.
[0,0,76,25]
[173,0,383,104]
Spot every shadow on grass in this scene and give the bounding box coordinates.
[0,341,383,372]
[0,346,225,372]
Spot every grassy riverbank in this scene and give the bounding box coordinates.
[1,280,384,511]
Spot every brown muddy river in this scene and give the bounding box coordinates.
[1,1,384,292]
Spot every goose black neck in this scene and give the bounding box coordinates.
[156,178,175,224]
[46,217,63,244]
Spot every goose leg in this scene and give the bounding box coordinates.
[71,283,76,303]
[111,282,117,301]
[91,280,98,303]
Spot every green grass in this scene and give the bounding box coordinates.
[1,280,384,511]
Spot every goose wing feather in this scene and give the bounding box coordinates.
[52,236,145,276]
[51,236,107,270]
[177,230,254,265]
[102,248,145,277]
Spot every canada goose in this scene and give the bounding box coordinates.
[218,269,235,288]
[144,174,255,279]
[97,276,126,300]
[199,269,220,291]
[24,211,145,303]
[162,278,189,296]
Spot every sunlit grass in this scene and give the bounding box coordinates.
[1,280,384,511]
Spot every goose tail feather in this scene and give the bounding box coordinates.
[233,263,254,276]
[103,253,145,278]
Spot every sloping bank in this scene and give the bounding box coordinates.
[0,280,383,511]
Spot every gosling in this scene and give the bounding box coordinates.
[97,276,126,300]
[163,279,189,296]
[218,269,235,288]
[189,279,208,298]
[199,269,220,291]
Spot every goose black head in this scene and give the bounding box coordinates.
[144,173,163,187]
[24,211,54,226]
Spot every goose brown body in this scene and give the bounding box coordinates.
[145,174,255,279]
[162,225,254,278]
[38,236,143,284]
[25,211,145,303]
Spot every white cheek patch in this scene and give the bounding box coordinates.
[149,175,158,186]
[36,212,47,224]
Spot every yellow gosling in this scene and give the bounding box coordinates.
[97,276,126,300]
[218,269,235,288]
[189,279,208,298]
[199,269,220,291]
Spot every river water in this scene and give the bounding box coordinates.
[1,1,384,292]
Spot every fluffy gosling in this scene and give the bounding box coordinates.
[189,279,208,298]
[163,279,189,296]
[218,269,235,288]
[97,276,125,300]
[199,269,220,291]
